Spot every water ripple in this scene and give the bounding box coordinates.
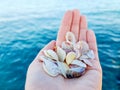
[0,0,120,90]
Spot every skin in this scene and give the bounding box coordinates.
[25,10,102,90]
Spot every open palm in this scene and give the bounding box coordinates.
[25,10,102,90]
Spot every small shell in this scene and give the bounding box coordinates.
[57,46,66,62]
[41,56,60,77]
[71,60,87,68]
[43,50,58,61]
[70,67,86,73]
[80,55,89,60]
[74,41,82,50]
[66,32,76,44]
[87,50,95,59]
[57,61,69,78]
[82,59,93,66]
[61,41,73,50]
[40,55,55,62]
[66,67,85,79]
[63,49,74,54]
[66,52,76,65]
[75,41,89,52]
[81,41,89,51]
[75,49,82,58]
[43,63,60,77]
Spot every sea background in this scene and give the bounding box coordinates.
[0,0,120,90]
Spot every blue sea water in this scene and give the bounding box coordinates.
[0,0,120,90]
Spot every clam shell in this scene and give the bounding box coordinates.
[80,55,89,60]
[57,61,69,78]
[43,50,58,61]
[74,41,82,50]
[82,59,93,67]
[66,52,76,65]
[81,41,89,51]
[66,67,85,79]
[40,55,55,62]
[70,67,85,73]
[41,56,60,77]
[75,41,89,52]
[43,63,60,77]
[66,32,76,44]
[57,46,66,62]
[71,60,87,68]
[87,50,95,59]
[75,49,82,58]
[63,49,74,54]
[61,41,73,50]
[69,64,79,68]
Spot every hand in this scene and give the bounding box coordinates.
[25,10,102,90]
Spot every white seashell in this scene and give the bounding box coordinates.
[75,49,82,59]
[65,32,76,44]
[40,55,54,62]
[66,67,85,78]
[57,61,69,78]
[63,49,73,54]
[82,59,93,67]
[61,41,73,50]
[43,63,60,77]
[71,60,87,68]
[75,41,89,52]
[70,67,85,73]
[43,50,58,61]
[66,52,76,65]
[57,46,66,62]
[42,56,60,77]
[80,55,89,60]
[81,41,89,51]
[74,41,82,50]
[87,50,95,59]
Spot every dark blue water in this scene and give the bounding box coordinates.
[0,0,120,90]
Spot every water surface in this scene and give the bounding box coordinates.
[0,0,120,90]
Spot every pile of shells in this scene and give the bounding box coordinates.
[40,32,95,79]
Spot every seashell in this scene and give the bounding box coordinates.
[40,56,58,66]
[66,67,85,79]
[71,60,87,68]
[40,55,55,62]
[70,67,86,73]
[63,49,74,54]
[81,41,89,51]
[75,49,82,59]
[86,50,95,59]
[41,56,60,77]
[74,41,82,50]
[75,41,89,52]
[57,46,66,62]
[80,55,89,60]
[43,63,60,77]
[66,52,76,65]
[69,64,79,68]
[57,61,69,78]
[65,32,76,44]
[61,41,73,50]
[43,50,58,61]
[81,59,93,67]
